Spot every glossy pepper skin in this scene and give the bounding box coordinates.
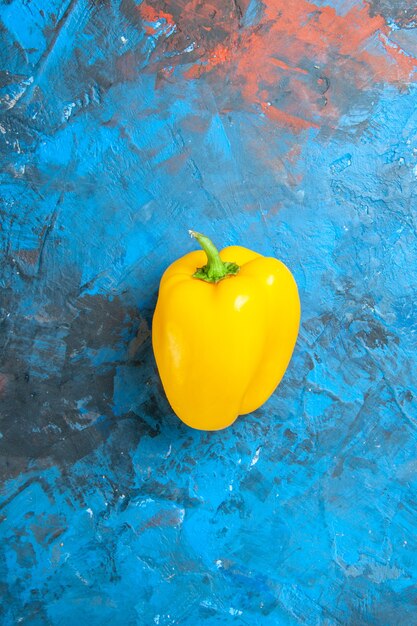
[152,232,300,431]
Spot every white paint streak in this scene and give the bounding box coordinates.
[63,102,75,121]
[250,446,261,467]
[75,571,89,585]
[229,608,243,616]
[137,498,155,507]
[0,76,33,111]
[183,42,196,53]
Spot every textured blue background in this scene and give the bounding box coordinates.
[1,0,417,624]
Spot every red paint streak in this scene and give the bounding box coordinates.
[270,58,309,75]
[143,0,416,130]
[138,4,175,27]
[185,42,233,79]
[261,102,319,132]
[287,144,302,163]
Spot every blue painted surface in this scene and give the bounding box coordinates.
[1,0,417,624]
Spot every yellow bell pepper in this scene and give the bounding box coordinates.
[152,231,300,430]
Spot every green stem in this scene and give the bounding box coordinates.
[189,230,239,283]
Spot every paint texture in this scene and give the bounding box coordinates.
[1,0,417,623]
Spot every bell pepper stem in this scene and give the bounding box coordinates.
[189,230,239,283]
